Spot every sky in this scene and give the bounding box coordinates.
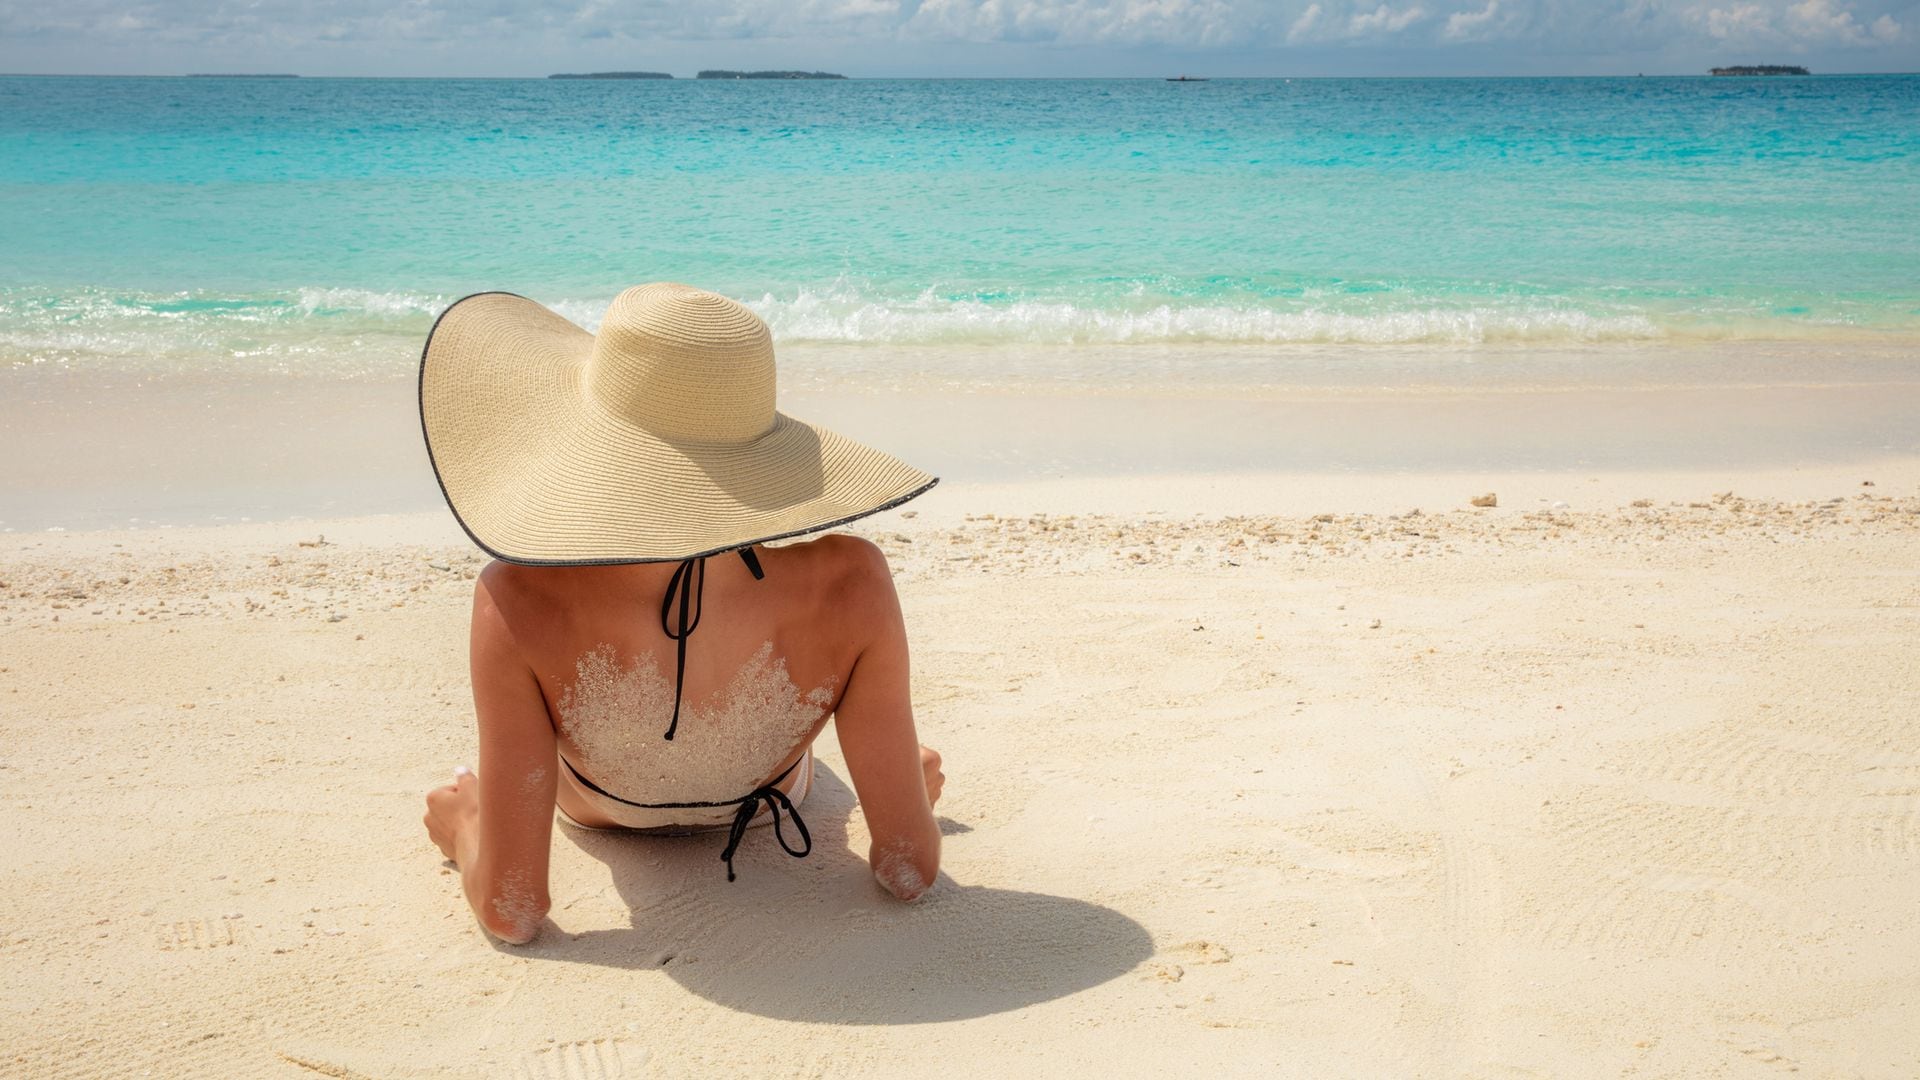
[0,0,1915,77]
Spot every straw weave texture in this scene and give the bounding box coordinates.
[420,285,935,565]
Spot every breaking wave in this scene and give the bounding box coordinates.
[746,287,1665,345]
[1,282,1910,376]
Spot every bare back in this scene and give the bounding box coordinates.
[437,532,940,943]
[492,537,871,801]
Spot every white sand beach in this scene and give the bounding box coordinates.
[3,455,1918,1077]
[9,52,1920,1080]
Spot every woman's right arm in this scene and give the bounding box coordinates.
[829,538,941,900]
[456,566,559,942]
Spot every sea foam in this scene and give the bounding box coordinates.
[0,281,1910,379]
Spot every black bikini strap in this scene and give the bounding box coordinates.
[657,547,764,741]
[558,752,813,882]
[560,751,803,810]
[659,557,704,741]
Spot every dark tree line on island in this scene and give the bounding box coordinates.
[1709,65,1811,76]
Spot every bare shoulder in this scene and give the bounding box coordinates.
[774,533,895,609]
[474,559,576,606]
[471,560,547,647]
[474,558,527,612]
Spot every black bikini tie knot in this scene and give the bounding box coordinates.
[719,780,812,883]
[557,752,812,883]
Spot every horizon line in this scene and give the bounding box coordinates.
[4,70,1918,80]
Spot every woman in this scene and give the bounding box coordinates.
[418,283,944,945]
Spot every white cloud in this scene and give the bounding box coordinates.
[1687,0,1902,46]
[1348,3,1427,34]
[1699,2,1775,39]
[1788,0,1869,41]
[836,0,901,16]
[1442,0,1500,39]
[904,0,1256,47]
[3,0,1914,71]
[1287,2,1323,41]
[1285,0,1429,41]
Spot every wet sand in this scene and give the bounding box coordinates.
[5,341,1919,531]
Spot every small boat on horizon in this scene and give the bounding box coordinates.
[1166,75,1210,82]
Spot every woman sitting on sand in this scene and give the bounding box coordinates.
[418,284,944,945]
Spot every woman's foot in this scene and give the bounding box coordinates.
[423,766,479,863]
[921,745,944,808]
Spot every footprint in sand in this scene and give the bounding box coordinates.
[156,915,248,951]
[513,1038,649,1080]
[1140,941,1231,983]
[1162,940,1232,965]
[1736,1042,1803,1073]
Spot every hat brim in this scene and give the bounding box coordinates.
[420,292,937,565]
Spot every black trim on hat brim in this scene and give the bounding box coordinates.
[418,290,940,568]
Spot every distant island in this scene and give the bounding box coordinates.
[696,70,846,80]
[1709,65,1810,76]
[548,71,672,80]
[187,73,299,78]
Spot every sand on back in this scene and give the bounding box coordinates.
[556,640,834,804]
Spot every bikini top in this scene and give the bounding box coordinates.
[557,547,812,882]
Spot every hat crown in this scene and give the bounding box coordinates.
[586,283,775,444]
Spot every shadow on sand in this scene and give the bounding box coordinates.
[520,764,1154,1024]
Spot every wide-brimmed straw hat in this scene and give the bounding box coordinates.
[419,283,936,565]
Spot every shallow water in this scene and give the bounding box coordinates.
[3,74,1918,379]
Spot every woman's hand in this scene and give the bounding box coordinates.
[921,746,944,809]
[423,766,479,865]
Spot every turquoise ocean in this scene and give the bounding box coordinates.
[2,74,1918,379]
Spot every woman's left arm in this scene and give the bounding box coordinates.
[423,567,558,945]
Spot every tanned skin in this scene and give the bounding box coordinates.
[423,535,943,945]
